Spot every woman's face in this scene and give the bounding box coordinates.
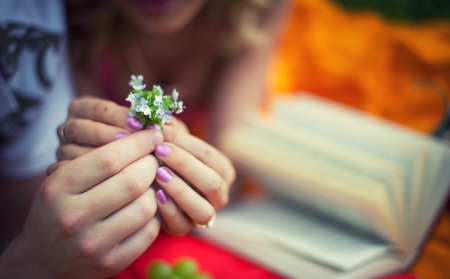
[113,0,210,37]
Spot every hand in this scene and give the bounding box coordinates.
[0,129,163,279]
[153,124,236,235]
[56,96,236,236]
[56,96,140,161]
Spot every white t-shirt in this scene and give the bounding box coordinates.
[0,0,75,178]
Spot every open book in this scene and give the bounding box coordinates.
[197,93,450,279]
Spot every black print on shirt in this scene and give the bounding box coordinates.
[0,22,62,146]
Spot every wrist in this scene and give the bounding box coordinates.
[0,236,47,279]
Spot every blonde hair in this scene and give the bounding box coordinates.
[66,0,275,67]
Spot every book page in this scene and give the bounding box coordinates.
[249,114,407,230]
[272,94,450,250]
[222,126,402,245]
[414,149,450,248]
[273,95,427,239]
[201,198,395,272]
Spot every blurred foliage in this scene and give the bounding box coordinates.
[332,0,450,22]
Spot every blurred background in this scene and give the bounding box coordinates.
[265,1,450,278]
[268,0,450,134]
[333,0,450,22]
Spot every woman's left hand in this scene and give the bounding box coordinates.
[153,124,236,235]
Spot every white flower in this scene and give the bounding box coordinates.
[153,85,163,95]
[155,106,165,118]
[135,98,151,115]
[128,110,136,117]
[142,105,151,115]
[129,75,146,90]
[125,93,140,103]
[154,95,163,107]
[175,101,185,114]
[172,89,179,102]
[138,97,148,106]
[161,110,172,124]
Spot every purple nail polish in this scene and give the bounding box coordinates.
[157,167,172,183]
[126,117,143,131]
[146,124,161,131]
[115,132,129,140]
[156,189,170,205]
[155,143,172,157]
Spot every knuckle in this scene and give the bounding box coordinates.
[122,170,147,199]
[134,134,152,155]
[197,144,214,162]
[77,236,101,259]
[97,251,121,273]
[92,100,113,120]
[40,179,59,204]
[68,98,81,115]
[97,150,122,174]
[162,208,179,223]
[171,185,188,200]
[162,126,178,143]
[137,198,156,221]
[145,221,160,243]
[204,173,223,197]
[172,152,190,171]
[57,211,86,237]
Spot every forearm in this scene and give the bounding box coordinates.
[209,0,290,146]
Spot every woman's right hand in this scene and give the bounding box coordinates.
[54,97,235,237]
[0,129,163,279]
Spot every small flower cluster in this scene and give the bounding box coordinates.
[126,75,185,129]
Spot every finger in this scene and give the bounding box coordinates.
[68,96,140,131]
[62,118,130,147]
[103,216,161,274]
[155,143,229,209]
[155,167,215,225]
[51,129,163,194]
[162,128,235,185]
[47,160,70,175]
[57,144,95,161]
[83,155,159,221]
[155,189,193,235]
[57,123,69,144]
[164,116,189,134]
[93,187,157,250]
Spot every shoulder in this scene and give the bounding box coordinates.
[0,0,75,178]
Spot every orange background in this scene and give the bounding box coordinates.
[267,0,450,278]
[268,0,450,133]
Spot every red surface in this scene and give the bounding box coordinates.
[111,231,283,279]
[112,231,416,279]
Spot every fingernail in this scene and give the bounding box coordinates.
[151,131,163,145]
[146,124,161,131]
[157,167,172,183]
[126,117,143,131]
[155,143,171,157]
[115,132,129,140]
[156,189,170,205]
